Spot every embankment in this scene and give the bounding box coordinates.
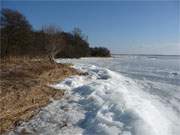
[0,57,80,134]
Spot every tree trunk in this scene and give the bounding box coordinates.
[48,55,54,64]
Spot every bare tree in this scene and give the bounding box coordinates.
[42,25,62,35]
[42,25,64,62]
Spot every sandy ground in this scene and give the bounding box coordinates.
[0,57,80,134]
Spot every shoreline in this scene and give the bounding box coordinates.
[7,63,175,135]
[2,56,179,135]
[0,57,81,134]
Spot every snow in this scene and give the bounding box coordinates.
[9,59,180,135]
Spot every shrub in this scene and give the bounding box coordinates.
[90,47,111,57]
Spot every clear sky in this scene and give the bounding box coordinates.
[1,0,180,55]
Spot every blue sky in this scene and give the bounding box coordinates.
[2,1,180,55]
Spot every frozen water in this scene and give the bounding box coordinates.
[9,55,180,135]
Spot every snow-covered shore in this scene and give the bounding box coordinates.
[9,61,180,135]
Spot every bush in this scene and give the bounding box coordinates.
[90,47,111,57]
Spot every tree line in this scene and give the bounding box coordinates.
[0,8,111,58]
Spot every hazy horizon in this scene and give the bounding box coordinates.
[2,1,180,55]
[113,52,180,56]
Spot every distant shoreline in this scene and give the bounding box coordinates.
[112,54,180,56]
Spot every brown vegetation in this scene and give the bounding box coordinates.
[0,57,80,134]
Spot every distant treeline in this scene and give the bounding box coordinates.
[0,8,111,58]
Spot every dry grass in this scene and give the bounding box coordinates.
[0,57,80,134]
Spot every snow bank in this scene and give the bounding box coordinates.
[9,64,180,135]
